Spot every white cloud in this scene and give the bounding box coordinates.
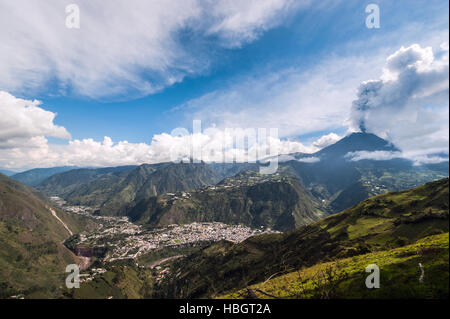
[0,86,346,168]
[345,150,403,162]
[345,150,449,166]
[173,54,384,138]
[407,154,449,165]
[349,43,449,156]
[204,0,308,47]
[0,92,317,168]
[1,11,448,170]
[1,132,317,169]
[171,8,450,140]
[0,91,70,149]
[0,0,305,99]
[312,133,342,149]
[277,154,320,163]
[297,156,320,163]
[2,67,447,168]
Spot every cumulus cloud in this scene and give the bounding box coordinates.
[0,87,347,169]
[172,11,449,140]
[312,133,342,149]
[349,43,449,157]
[0,0,305,99]
[1,131,318,169]
[0,92,318,168]
[0,91,70,149]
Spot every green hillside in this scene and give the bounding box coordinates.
[220,233,448,299]
[0,173,97,298]
[36,165,137,197]
[157,178,449,298]
[62,262,153,299]
[38,163,221,216]
[129,171,324,231]
[11,166,78,187]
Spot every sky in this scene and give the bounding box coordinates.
[0,0,448,170]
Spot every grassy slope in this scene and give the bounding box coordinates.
[220,233,449,299]
[0,174,97,298]
[63,264,153,299]
[159,178,449,298]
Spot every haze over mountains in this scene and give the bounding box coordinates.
[11,166,79,187]
[0,170,16,177]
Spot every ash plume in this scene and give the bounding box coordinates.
[349,43,449,138]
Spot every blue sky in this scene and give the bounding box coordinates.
[0,0,448,169]
[42,0,448,141]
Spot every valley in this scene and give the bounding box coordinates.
[0,132,448,299]
[54,198,277,263]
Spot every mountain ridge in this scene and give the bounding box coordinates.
[11,166,80,186]
[128,170,324,231]
[314,132,399,159]
[29,132,449,218]
[38,163,222,216]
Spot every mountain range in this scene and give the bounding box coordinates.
[0,169,16,177]
[11,166,80,187]
[21,132,446,228]
[128,170,325,231]
[38,163,221,216]
[0,131,448,299]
